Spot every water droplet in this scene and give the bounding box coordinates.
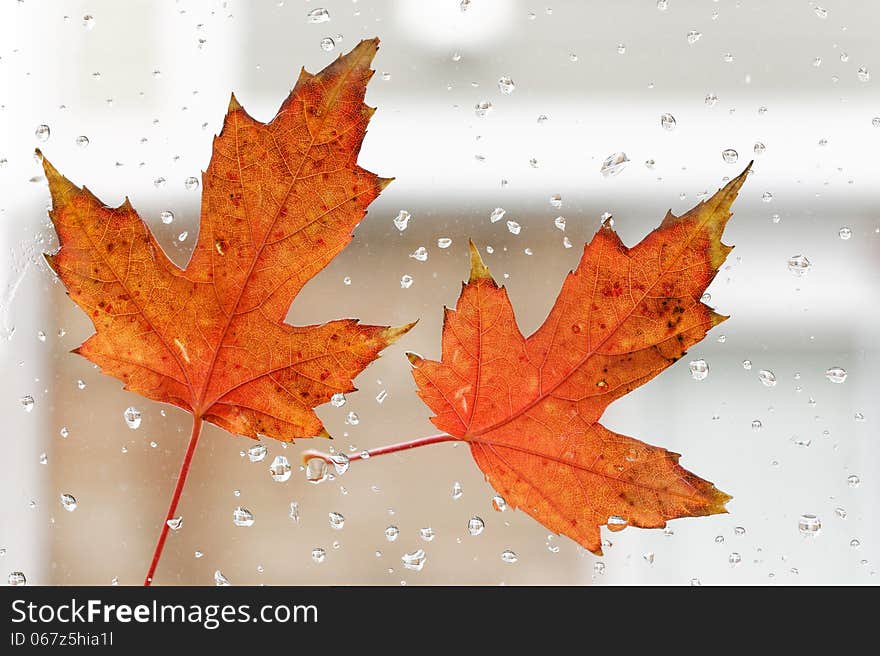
[393,210,411,231]
[178,231,189,242]
[269,455,291,482]
[490,207,506,223]
[166,516,183,530]
[409,246,428,262]
[814,6,828,18]
[722,148,739,164]
[153,176,166,188]
[529,157,539,168]
[35,124,50,142]
[311,547,326,563]
[467,516,484,536]
[835,507,847,519]
[660,113,676,131]
[76,379,87,390]
[39,453,48,465]
[857,66,870,82]
[329,452,350,475]
[758,105,768,116]
[554,216,566,231]
[160,210,174,224]
[549,194,562,209]
[600,152,629,177]
[288,501,300,523]
[537,114,549,124]
[812,56,823,68]
[751,419,763,431]
[847,474,860,488]
[497,76,515,94]
[330,392,346,407]
[607,515,629,531]
[798,513,821,535]
[123,406,141,429]
[825,366,847,384]
[247,443,267,462]
[8,571,26,586]
[232,506,255,527]
[320,36,335,52]
[345,411,359,425]
[491,495,507,512]
[753,142,766,156]
[686,30,702,45]
[787,254,811,276]
[184,176,199,191]
[501,549,518,564]
[506,220,521,235]
[758,370,777,387]
[742,359,752,370]
[437,237,452,249]
[402,549,427,571]
[838,226,852,240]
[59,427,69,438]
[307,7,330,23]
[82,14,95,29]
[60,493,77,512]
[728,552,742,566]
[643,552,655,565]
[689,359,709,381]
[20,395,35,413]
[771,213,781,224]
[474,101,493,118]
[400,274,414,289]
[705,93,719,107]
[74,135,90,149]
[452,481,463,500]
[385,525,399,542]
[343,276,352,286]
[329,511,345,530]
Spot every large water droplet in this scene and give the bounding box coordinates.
[329,511,345,530]
[166,516,183,530]
[35,124,50,142]
[491,495,507,512]
[506,220,521,235]
[400,274,414,289]
[751,419,763,431]
[437,237,452,249]
[307,7,330,23]
[474,101,493,118]
[728,552,742,566]
[306,458,329,484]
[838,226,852,240]
[490,207,506,223]
[787,254,811,276]
[311,547,326,563]
[269,455,291,482]
[330,452,350,475]
[798,514,821,535]
[75,135,90,149]
[467,516,484,536]
[419,527,435,542]
[8,571,27,586]
[123,406,141,429]
[247,443,267,462]
[498,76,515,94]
[330,392,346,407]
[402,549,426,571]
[393,210,411,231]
[857,66,870,82]
[385,525,400,542]
[409,246,428,262]
[600,152,629,177]
[825,366,847,384]
[686,30,702,45]
[660,113,676,131]
[847,474,860,488]
[758,370,777,387]
[722,148,739,164]
[160,210,174,224]
[320,36,336,52]
[501,549,518,564]
[689,359,709,381]
[232,506,255,527]
[60,493,77,512]
[20,395,35,413]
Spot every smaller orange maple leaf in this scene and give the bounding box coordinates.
[409,166,751,555]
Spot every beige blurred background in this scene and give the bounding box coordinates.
[1,0,878,585]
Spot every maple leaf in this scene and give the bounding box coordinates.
[408,166,750,555]
[39,39,411,443]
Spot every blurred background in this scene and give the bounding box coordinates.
[1,0,878,585]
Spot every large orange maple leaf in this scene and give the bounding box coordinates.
[40,39,409,443]
[409,167,750,554]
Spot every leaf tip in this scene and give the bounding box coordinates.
[405,351,424,367]
[467,239,492,283]
[228,92,242,112]
[377,176,395,191]
[382,320,417,345]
